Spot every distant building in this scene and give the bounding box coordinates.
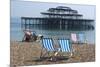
[21,6,94,30]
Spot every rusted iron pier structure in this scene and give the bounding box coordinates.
[21,6,94,30]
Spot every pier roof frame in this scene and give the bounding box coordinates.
[48,7,76,12]
[21,17,94,21]
[41,12,82,16]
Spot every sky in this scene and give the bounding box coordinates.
[11,0,96,19]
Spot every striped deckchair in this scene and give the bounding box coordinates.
[71,33,78,43]
[40,38,55,59]
[77,33,85,44]
[58,39,73,57]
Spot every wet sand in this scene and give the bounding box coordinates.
[10,41,95,67]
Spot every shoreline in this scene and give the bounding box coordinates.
[10,40,95,45]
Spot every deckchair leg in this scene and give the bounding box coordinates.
[40,52,42,59]
[40,47,48,57]
[40,50,49,59]
[70,52,73,57]
[47,51,50,57]
[40,47,43,59]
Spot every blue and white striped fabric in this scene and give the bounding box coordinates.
[78,33,85,43]
[42,38,54,51]
[58,39,71,52]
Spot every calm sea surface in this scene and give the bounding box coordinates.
[10,18,95,44]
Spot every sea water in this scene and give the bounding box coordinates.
[10,17,95,44]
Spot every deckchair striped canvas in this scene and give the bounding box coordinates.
[71,33,77,42]
[42,38,55,51]
[58,39,71,52]
[78,33,85,43]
